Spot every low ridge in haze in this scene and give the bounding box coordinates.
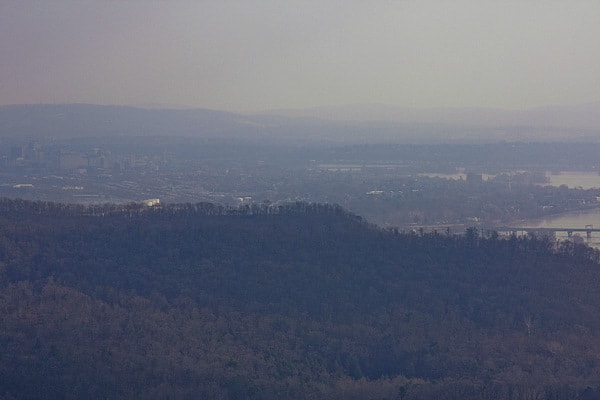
[1,102,599,143]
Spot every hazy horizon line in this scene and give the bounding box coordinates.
[2,100,600,115]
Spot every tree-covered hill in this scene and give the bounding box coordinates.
[1,199,600,399]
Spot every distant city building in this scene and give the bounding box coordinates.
[143,198,160,207]
[237,197,252,205]
[10,146,24,160]
[59,152,87,171]
[24,141,42,162]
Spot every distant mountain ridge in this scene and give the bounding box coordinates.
[1,102,599,143]
[0,103,259,139]
[261,101,600,130]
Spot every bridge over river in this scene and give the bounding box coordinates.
[492,225,600,239]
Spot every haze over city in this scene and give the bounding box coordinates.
[7,2,600,399]
[2,1,600,113]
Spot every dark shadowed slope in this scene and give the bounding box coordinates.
[1,199,600,399]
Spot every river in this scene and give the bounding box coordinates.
[544,170,600,189]
[518,208,600,248]
[418,170,600,246]
[517,171,600,247]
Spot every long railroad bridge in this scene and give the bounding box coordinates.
[492,225,599,239]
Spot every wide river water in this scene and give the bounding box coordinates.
[421,170,600,247]
[519,209,600,248]
[515,171,600,247]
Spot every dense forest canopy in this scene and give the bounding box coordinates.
[1,198,600,399]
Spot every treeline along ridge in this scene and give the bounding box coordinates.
[1,198,600,399]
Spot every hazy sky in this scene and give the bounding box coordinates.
[1,1,599,112]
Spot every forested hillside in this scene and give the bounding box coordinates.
[1,199,600,399]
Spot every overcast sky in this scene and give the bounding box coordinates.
[1,1,599,113]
